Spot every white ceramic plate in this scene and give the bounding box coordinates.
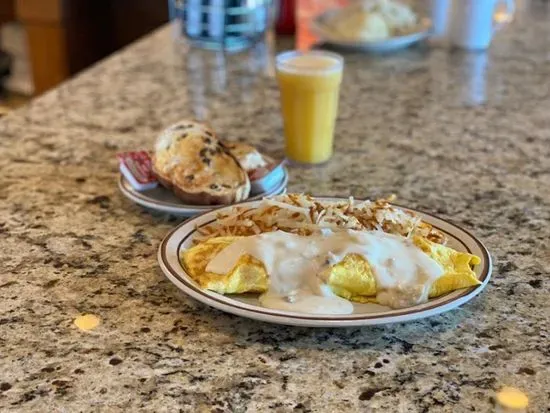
[311,10,432,52]
[158,198,492,327]
[118,167,289,216]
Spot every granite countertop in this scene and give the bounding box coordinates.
[1,2,549,411]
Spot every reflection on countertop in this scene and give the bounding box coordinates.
[0,2,549,411]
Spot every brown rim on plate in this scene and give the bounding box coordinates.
[158,201,491,322]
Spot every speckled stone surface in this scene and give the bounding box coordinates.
[1,2,549,411]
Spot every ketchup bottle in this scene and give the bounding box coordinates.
[276,0,296,35]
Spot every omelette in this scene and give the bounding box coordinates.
[181,234,481,307]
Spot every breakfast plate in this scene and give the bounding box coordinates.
[118,166,288,216]
[311,10,432,53]
[158,197,492,327]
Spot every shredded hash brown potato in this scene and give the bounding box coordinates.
[195,194,447,244]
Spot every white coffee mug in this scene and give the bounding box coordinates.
[449,0,515,50]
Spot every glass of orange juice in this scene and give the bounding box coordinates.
[276,50,344,165]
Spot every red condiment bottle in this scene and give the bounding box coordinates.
[276,0,296,35]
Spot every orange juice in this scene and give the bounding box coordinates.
[276,51,343,164]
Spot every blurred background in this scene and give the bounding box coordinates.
[0,0,169,112]
[0,0,530,115]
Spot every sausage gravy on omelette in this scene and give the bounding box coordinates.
[205,229,444,314]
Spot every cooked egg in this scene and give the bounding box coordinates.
[181,232,481,312]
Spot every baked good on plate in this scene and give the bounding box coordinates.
[152,120,250,205]
[328,0,418,41]
[221,141,275,181]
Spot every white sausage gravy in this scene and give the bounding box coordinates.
[206,230,443,314]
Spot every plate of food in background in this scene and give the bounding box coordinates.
[311,0,432,52]
[118,120,288,216]
[158,194,492,327]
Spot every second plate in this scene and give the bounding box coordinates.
[118,166,289,216]
[311,10,432,52]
